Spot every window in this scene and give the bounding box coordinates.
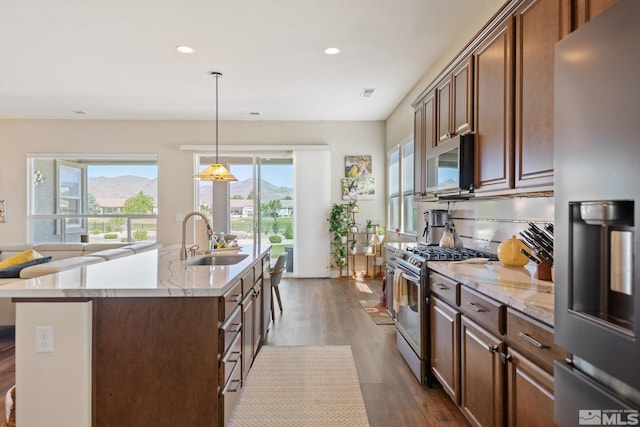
[29,155,158,243]
[387,148,400,232]
[387,138,416,235]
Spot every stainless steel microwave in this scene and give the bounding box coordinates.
[426,133,475,195]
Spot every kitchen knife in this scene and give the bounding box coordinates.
[520,248,541,264]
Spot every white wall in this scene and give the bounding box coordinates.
[385,0,506,151]
[0,120,386,252]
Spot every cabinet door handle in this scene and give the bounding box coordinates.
[518,332,549,349]
[436,283,449,290]
[229,294,242,303]
[221,379,241,395]
[466,302,486,312]
[223,350,242,364]
[487,344,498,353]
[222,322,242,333]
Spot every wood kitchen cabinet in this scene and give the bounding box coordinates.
[460,316,505,427]
[431,295,461,404]
[414,91,436,198]
[574,0,619,29]
[437,57,474,143]
[473,18,514,194]
[513,0,571,189]
[505,346,554,427]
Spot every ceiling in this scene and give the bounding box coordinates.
[0,0,501,121]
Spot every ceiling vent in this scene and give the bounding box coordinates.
[360,88,376,98]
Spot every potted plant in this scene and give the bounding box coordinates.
[349,220,359,233]
[327,203,350,269]
[376,225,385,244]
[349,239,357,254]
[348,199,359,213]
[365,219,375,233]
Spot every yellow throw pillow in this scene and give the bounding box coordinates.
[0,249,43,269]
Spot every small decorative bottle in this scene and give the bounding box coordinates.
[217,233,228,249]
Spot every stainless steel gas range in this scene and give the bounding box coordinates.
[385,243,497,385]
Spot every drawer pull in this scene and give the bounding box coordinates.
[436,283,449,291]
[518,332,549,349]
[229,294,242,303]
[221,379,241,395]
[487,344,498,353]
[223,350,242,364]
[222,322,242,333]
[466,302,486,312]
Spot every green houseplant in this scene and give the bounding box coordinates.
[327,203,350,268]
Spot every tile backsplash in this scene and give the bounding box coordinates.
[415,195,554,253]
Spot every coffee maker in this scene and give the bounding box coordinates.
[423,209,448,245]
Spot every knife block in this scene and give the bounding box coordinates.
[536,261,553,281]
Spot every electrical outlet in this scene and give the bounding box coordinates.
[35,326,54,353]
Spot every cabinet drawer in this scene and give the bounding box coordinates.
[220,331,242,388]
[220,279,243,322]
[220,361,242,427]
[219,306,242,353]
[506,307,565,374]
[460,286,505,336]
[429,272,459,307]
[241,267,255,292]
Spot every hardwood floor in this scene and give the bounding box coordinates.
[0,330,15,422]
[0,278,468,426]
[265,277,469,427]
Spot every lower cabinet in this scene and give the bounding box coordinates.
[429,271,558,427]
[460,316,505,427]
[505,346,554,427]
[431,296,461,403]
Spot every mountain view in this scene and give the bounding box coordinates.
[89,176,292,203]
[89,175,158,199]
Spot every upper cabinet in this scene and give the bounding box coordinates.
[473,19,514,193]
[414,91,436,198]
[413,0,579,198]
[437,57,474,144]
[573,0,619,29]
[513,0,571,189]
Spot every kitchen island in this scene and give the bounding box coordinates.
[0,244,271,427]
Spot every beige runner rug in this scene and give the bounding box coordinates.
[229,345,370,426]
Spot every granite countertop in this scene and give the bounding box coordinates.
[428,260,554,326]
[0,244,270,299]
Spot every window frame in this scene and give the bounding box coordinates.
[387,136,416,236]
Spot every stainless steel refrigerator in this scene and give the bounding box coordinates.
[554,0,640,424]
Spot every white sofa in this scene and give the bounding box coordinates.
[0,241,162,326]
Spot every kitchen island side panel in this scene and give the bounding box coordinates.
[92,297,220,426]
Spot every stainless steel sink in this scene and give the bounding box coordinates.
[187,253,249,266]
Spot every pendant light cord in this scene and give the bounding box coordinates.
[215,72,219,164]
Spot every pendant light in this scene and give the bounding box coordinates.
[194,71,237,182]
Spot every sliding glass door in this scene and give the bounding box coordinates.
[197,155,294,271]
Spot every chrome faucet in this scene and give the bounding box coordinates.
[180,212,214,260]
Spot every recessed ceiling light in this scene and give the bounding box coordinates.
[176,45,195,54]
[324,47,341,55]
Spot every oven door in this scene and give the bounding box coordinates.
[395,267,423,357]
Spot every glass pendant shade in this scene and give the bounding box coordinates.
[194,163,237,181]
[194,71,237,182]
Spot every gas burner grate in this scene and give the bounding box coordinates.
[408,245,497,262]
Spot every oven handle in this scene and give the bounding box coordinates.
[401,271,421,283]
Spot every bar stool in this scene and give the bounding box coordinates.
[270,253,287,321]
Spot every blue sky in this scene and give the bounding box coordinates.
[88,165,158,179]
[230,164,293,188]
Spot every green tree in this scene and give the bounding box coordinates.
[87,193,101,214]
[247,191,254,200]
[231,194,244,200]
[123,191,154,214]
[262,200,282,233]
